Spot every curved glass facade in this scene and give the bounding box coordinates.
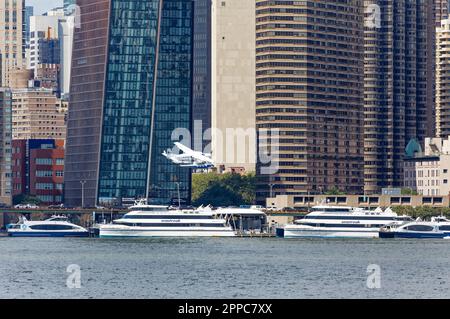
[65,0,193,206]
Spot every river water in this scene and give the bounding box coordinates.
[1,237,449,298]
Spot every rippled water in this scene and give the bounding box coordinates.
[0,237,449,299]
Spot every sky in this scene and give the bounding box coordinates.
[26,0,63,15]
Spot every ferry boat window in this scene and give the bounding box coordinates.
[398,216,411,221]
[29,225,75,230]
[439,225,450,231]
[133,223,225,227]
[48,218,67,222]
[123,215,209,219]
[405,225,434,232]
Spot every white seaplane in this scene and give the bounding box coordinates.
[162,142,214,169]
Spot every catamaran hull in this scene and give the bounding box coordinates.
[379,231,447,239]
[282,228,380,239]
[99,228,236,238]
[8,231,89,237]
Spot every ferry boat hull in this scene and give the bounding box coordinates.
[8,231,89,238]
[282,226,379,239]
[99,226,236,238]
[6,215,89,238]
[379,231,446,239]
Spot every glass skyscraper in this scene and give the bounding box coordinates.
[192,0,211,152]
[64,0,193,206]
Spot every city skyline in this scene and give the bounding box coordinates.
[0,0,445,207]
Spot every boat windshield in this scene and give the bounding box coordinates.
[311,207,352,213]
[130,206,169,212]
[47,217,68,222]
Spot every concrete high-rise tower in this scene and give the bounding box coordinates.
[255,0,365,200]
[211,0,256,172]
[0,88,12,206]
[0,0,25,86]
[436,19,450,138]
[436,0,449,26]
[363,0,434,194]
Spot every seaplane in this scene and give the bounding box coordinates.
[162,142,214,169]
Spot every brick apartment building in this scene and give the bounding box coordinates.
[12,139,64,204]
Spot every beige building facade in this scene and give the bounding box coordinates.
[0,0,25,87]
[404,137,450,196]
[267,194,450,210]
[211,0,256,172]
[12,88,66,140]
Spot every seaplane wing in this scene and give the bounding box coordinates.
[174,142,214,164]
[174,142,196,155]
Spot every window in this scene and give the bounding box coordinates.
[37,195,54,202]
[406,225,434,232]
[55,158,64,165]
[36,170,53,177]
[29,224,75,230]
[35,183,53,190]
[35,158,52,165]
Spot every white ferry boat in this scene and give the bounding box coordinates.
[280,206,413,239]
[7,215,89,237]
[99,200,235,238]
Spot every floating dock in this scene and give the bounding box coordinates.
[234,232,275,238]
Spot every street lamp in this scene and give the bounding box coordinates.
[307,190,310,213]
[269,184,275,198]
[80,180,86,209]
[175,182,181,209]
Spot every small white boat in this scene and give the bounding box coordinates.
[279,206,413,239]
[380,216,450,239]
[7,215,89,237]
[99,200,235,238]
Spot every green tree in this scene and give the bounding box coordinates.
[192,172,256,206]
[401,188,418,195]
[324,187,346,195]
[391,206,450,219]
[13,194,42,205]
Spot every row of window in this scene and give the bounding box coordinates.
[121,223,225,228]
[35,183,63,190]
[36,170,64,177]
[35,158,64,165]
